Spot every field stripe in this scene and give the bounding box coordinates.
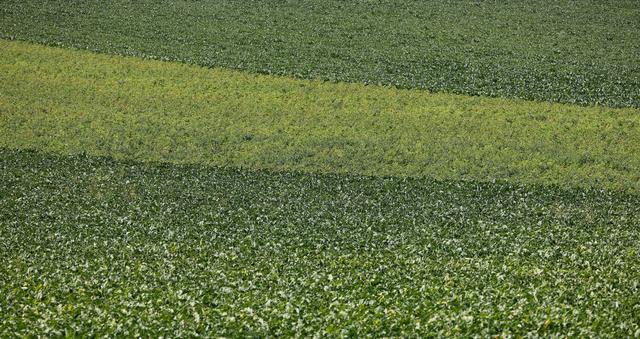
[1,39,639,190]
[1,0,638,107]
[1,148,639,336]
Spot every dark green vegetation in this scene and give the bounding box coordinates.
[1,149,639,336]
[1,0,639,107]
[2,40,639,190]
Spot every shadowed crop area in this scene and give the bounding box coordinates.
[2,40,639,190]
[1,0,639,107]
[1,149,639,336]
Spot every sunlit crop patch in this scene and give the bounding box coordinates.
[1,40,639,190]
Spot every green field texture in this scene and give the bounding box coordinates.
[2,148,639,336]
[1,0,638,107]
[1,40,639,190]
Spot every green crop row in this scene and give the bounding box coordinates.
[1,40,639,190]
[1,148,639,336]
[1,0,638,107]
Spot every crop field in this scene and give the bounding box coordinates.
[1,0,640,337]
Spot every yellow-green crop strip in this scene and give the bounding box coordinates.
[1,39,639,190]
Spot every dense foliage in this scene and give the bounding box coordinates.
[1,1,638,335]
[1,149,639,336]
[2,40,639,191]
[1,0,638,107]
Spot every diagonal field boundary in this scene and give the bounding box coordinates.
[1,40,639,190]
